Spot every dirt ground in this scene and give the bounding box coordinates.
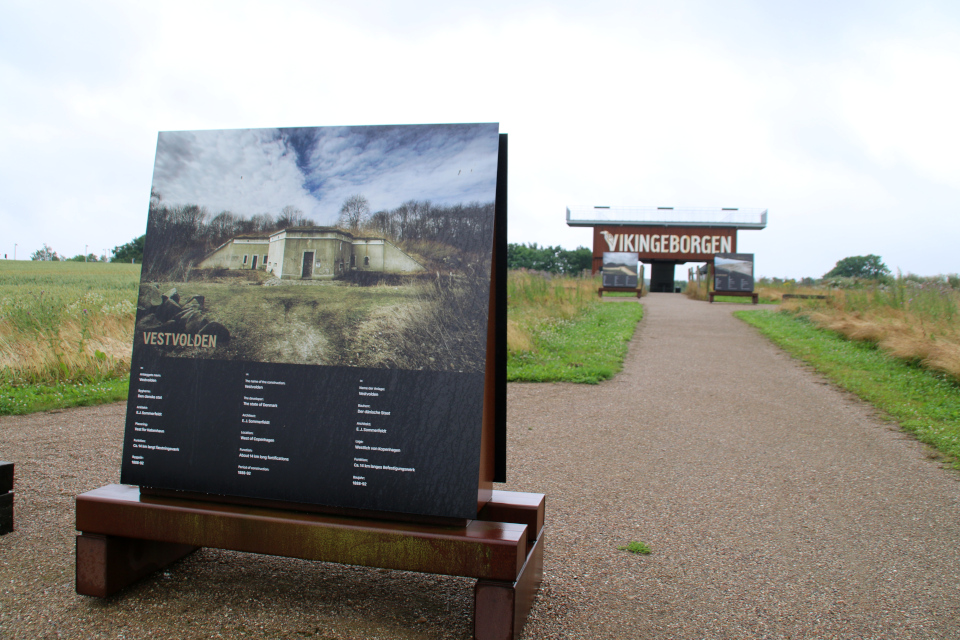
[2,293,959,639]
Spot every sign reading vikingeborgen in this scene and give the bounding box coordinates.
[121,124,501,520]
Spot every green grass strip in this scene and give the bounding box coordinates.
[508,302,643,384]
[0,377,129,416]
[736,310,960,466]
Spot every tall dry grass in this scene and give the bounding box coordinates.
[0,262,139,384]
[685,280,707,301]
[686,274,821,303]
[783,276,960,382]
[507,270,598,354]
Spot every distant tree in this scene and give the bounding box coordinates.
[277,205,307,228]
[338,195,370,231]
[30,244,59,261]
[66,253,99,262]
[367,209,394,237]
[559,246,593,274]
[507,243,593,275]
[249,212,276,233]
[206,212,239,244]
[824,255,890,279]
[111,235,145,263]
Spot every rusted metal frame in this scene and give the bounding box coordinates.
[709,291,758,304]
[75,484,546,638]
[474,528,545,640]
[76,533,198,597]
[77,484,529,583]
[591,225,739,264]
[0,461,13,535]
[478,490,544,544]
[140,486,469,527]
[597,287,642,299]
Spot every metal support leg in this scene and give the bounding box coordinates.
[75,533,199,597]
[474,530,544,640]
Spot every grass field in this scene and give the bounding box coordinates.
[780,278,960,383]
[507,271,643,383]
[1,261,140,414]
[690,273,960,383]
[737,309,960,467]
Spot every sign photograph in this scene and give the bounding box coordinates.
[601,252,639,288]
[122,123,501,519]
[714,253,755,292]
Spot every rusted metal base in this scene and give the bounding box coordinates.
[75,485,544,638]
[475,529,544,640]
[598,287,642,298]
[76,533,198,597]
[0,461,13,535]
[709,291,758,304]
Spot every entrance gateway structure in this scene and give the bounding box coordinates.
[566,205,767,292]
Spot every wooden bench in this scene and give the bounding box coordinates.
[76,485,544,640]
[708,291,759,304]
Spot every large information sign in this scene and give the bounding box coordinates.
[121,124,502,520]
[601,252,639,288]
[714,253,755,292]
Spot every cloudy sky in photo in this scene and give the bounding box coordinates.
[151,124,499,221]
[2,0,959,276]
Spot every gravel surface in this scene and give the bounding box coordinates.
[2,292,959,638]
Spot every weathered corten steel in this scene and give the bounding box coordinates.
[76,485,545,640]
[709,291,758,304]
[592,225,738,272]
[475,529,544,640]
[0,461,13,535]
[597,287,642,299]
[76,534,197,598]
[478,490,544,544]
[76,484,527,582]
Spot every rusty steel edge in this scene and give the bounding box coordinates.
[77,485,529,582]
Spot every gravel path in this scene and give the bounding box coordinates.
[2,293,959,638]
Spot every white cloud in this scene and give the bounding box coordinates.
[151,129,318,219]
[836,35,960,189]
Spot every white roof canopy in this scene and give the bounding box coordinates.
[566,205,767,229]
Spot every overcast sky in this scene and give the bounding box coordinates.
[151,125,499,221]
[2,0,959,277]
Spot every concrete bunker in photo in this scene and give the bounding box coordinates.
[199,226,425,280]
[566,205,767,293]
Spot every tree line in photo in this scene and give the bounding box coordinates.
[506,243,592,275]
[142,190,495,280]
